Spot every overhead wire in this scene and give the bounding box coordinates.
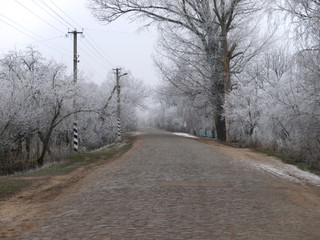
[39,0,117,67]
[85,28,157,37]
[77,45,109,82]
[0,12,70,57]
[64,36,107,82]
[13,0,119,82]
[14,0,65,34]
[38,0,74,28]
[46,0,83,29]
[18,35,68,52]
[81,36,116,66]
[12,0,102,78]
[38,0,118,68]
[78,44,109,70]
[0,17,37,42]
[0,0,111,84]
[31,0,71,29]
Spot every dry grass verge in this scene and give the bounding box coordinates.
[0,139,133,201]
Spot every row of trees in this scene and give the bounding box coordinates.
[89,0,267,141]
[88,0,320,167]
[223,0,320,166]
[0,48,147,174]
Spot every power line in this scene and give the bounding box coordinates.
[85,28,157,37]
[0,13,70,56]
[78,44,111,69]
[77,40,115,82]
[38,0,74,28]
[36,0,117,67]
[30,0,118,68]
[78,63,108,83]
[0,12,42,39]
[9,0,119,82]
[66,33,113,79]
[31,0,70,29]
[76,39,115,83]
[86,33,117,66]
[35,0,118,67]
[0,17,36,42]
[82,36,116,66]
[0,12,69,53]
[17,35,69,52]
[46,0,83,29]
[15,0,65,34]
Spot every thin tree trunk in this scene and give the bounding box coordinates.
[37,102,61,166]
[25,136,31,160]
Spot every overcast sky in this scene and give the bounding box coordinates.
[0,0,160,86]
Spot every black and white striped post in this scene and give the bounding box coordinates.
[117,118,121,141]
[73,122,78,151]
[114,68,127,142]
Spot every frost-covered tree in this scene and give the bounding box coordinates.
[147,83,214,136]
[224,49,292,144]
[224,42,320,166]
[75,70,148,150]
[88,0,266,141]
[0,48,148,174]
[0,48,75,168]
[121,74,148,131]
[279,0,320,49]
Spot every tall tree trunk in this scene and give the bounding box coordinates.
[219,12,234,142]
[208,30,227,142]
[215,113,226,141]
[214,84,227,142]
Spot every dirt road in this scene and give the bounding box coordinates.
[1,128,320,239]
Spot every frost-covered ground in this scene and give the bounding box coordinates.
[209,141,320,187]
[252,162,320,186]
[172,132,320,186]
[173,132,199,139]
[129,131,145,136]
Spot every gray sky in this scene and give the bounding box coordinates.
[0,0,160,86]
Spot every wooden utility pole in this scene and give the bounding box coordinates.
[68,29,83,151]
[114,68,127,142]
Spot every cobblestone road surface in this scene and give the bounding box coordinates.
[7,129,320,239]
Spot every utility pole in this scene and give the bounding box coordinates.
[68,29,83,151]
[114,68,127,142]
